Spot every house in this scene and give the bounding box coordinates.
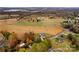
[39,33,46,41]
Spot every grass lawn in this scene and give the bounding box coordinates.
[15,19,57,27]
[15,21,43,26]
[0,15,9,20]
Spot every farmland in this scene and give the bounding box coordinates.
[0,15,65,52]
[0,17,64,35]
[0,7,79,52]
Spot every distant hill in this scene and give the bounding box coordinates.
[0,7,79,13]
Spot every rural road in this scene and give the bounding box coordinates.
[49,29,72,40]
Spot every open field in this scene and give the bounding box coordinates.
[0,17,64,36]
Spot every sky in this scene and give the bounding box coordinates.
[0,0,79,7]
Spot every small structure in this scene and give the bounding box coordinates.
[39,33,46,41]
[58,37,64,43]
[19,43,25,48]
[75,14,79,23]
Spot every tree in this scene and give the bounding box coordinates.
[7,32,18,49]
[42,39,51,48]
[0,31,10,40]
[72,24,79,33]
[33,34,41,43]
[61,21,70,28]
[31,42,48,52]
[23,32,34,45]
[67,34,74,41]
[62,16,79,33]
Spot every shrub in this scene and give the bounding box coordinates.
[61,21,70,28]
[42,39,51,48]
[31,42,48,52]
[33,34,41,43]
[18,48,26,52]
[67,34,74,41]
[0,31,10,40]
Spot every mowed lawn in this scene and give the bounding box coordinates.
[15,21,43,26]
[15,18,61,27]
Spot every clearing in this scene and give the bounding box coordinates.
[0,17,64,36]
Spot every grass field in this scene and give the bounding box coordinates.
[16,21,43,26]
[0,17,64,35]
[15,18,61,27]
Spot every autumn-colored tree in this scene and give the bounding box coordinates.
[7,32,18,49]
[23,32,34,45]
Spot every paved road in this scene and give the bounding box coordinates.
[48,29,73,52]
[49,29,74,40]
